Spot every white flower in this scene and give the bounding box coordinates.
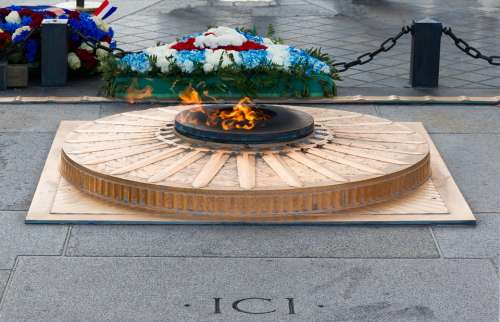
[263,37,275,46]
[194,26,246,49]
[78,42,93,53]
[266,44,290,69]
[320,65,331,74]
[5,11,21,24]
[67,52,81,70]
[177,60,194,73]
[204,49,241,70]
[145,45,177,73]
[91,16,110,32]
[12,26,31,42]
[96,42,111,59]
[203,63,214,73]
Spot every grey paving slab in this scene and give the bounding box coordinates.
[0,257,497,321]
[0,212,67,269]
[433,214,500,269]
[66,225,438,258]
[0,132,55,211]
[0,270,9,299]
[0,104,100,132]
[431,134,500,213]
[377,105,500,134]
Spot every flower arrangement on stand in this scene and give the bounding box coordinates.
[0,5,115,75]
[101,26,339,99]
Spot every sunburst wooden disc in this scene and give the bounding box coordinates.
[60,105,431,218]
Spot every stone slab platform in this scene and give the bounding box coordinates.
[25,121,475,224]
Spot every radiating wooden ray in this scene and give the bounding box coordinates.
[75,129,153,134]
[65,134,156,143]
[262,153,302,187]
[315,114,362,122]
[82,143,166,165]
[307,148,383,174]
[335,134,426,145]
[327,121,392,127]
[287,151,348,182]
[123,112,172,122]
[110,147,184,175]
[192,152,230,188]
[68,138,158,154]
[334,140,425,155]
[148,151,204,183]
[158,108,181,115]
[334,129,414,135]
[323,145,411,165]
[94,120,162,127]
[236,152,256,189]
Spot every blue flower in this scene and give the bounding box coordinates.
[288,47,330,74]
[120,52,151,73]
[175,50,205,64]
[69,13,110,43]
[237,31,264,44]
[0,22,20,33]
[240,50,268,69]
[24,38,38,63]
[20,16,32,26]
[12,27,31,43]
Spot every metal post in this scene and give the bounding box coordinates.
[410,18,442,88]
[77,0,85,8]
[0,60,7,90]
[41,19,68,87]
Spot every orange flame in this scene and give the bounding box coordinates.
[218,97,271,130]
[179,85,202,106]
[178,86,270,131]
[126,84,153,104]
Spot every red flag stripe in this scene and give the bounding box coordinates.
[94,0,109,16]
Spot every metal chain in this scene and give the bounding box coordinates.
[442,26,500,66]
[332,26,412,73]
[68,25,130,58]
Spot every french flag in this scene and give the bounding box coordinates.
[94,0,117,20]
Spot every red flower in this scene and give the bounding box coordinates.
[0,32,11,50]
[0,8,11,17]
[29,13,44,28]
[68,10,80,20]
[75,49,97,70]
[170,38,197,50]
[19,8,34,17]
[170,38,267,51]
[219,41,267,51]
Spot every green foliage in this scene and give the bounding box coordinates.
[99,25,339,98]
[305,47,339,79]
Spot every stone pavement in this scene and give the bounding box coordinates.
[0,0,498,321]
[0,102,498,321]
[109,0,500,91]
[0,0,499,97]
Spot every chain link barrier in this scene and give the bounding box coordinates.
[333,26,412,73]
[68,25,130,58]
[4,22,500,71]
[442,26,500,66]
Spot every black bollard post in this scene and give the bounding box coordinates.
[410,18,442,88]
[77,0,85,8]
[0,60,7,90]
[41,19,68,87]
